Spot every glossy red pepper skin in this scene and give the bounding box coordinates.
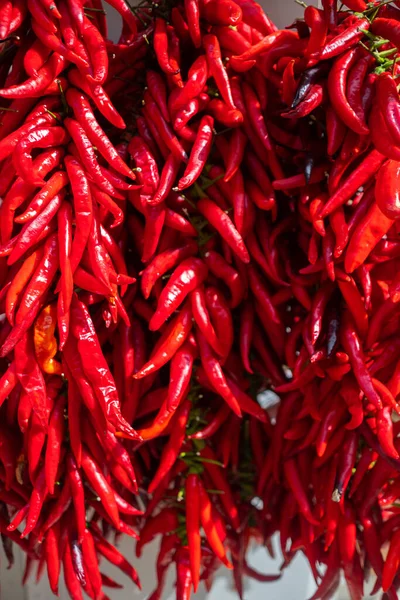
[320,150,385,218]
[178,115,214,190]
[320,17,369,60]
[134,301,192,379]
[149,258,208,331]
[375,160,400,220]
[328,49,369,136]
[345,202,394,273]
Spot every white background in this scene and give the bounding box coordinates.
[0,1,349,599]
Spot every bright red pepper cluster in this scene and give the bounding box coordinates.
[2,0,400,598]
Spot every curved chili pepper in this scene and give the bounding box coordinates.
[80,448,120,529]
[172,55,208,110]
[91,523,141,588]
[375,159,400,220]
[328,48,369,136]
[203,250,244,308]
[67,89,134,182]
[70,297,139,438]
[178,115,214,190]
[197,198,249,264]
[345,201,394,273]
[149,258,207,331]
[166,338,196,413]
[1,234,59,359]
[201,446,240,530]
[320,150,385,218]
[320,17,369,60]
[304,6,327,63]
[144,90,187,162]
[141,241,197,299]
[282,84,324,119]
[5,249,42,325]
[14,126,68,187]
[134,301,192,379]
[0,53,66,99]
[148,399,190,493]
[198,480,232,568]
[196,330,241,417]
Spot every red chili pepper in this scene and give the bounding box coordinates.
[198,480,233,568]
[185,473,201,591]
[0,53,66,99]
[326,105,346,156]
[376,407,399,460]
[178,115,214,190]
[134,301,192,379]
[45,396,66,495]
[382,529,400,592]
[92,523,141,588]
[141,241,197,299]
[167,338,196,412]
[375,159,400,220]
[200,446,240,530]
[14,126,68,187]
[66,118,122,198]
[203,0,241,25]
[184,0,201,47]
[345,201,394,273]
[283,459,318,526]
[63,541,84,600]
[149,258,207,331]
[70,297,139,439]
[68,68,125,129]
[328,49,369,136]
[176,548,192,600]
[304,6,327,62]
[320,150,385,218]
[203,250,244,308]
[148,399,191,493]
[191,287,224,357]
[197,198,249,264]
[145,91,188,162]
[320,17,369,60]
[66,89,134,180]
[332,431,358,502]
[172,55,208,110]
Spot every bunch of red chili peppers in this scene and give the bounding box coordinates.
[3,0,400,597]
